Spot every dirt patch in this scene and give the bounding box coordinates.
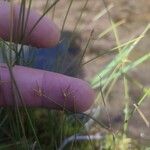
[14,0,150,143]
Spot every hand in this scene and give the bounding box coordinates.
[0,1,94,112]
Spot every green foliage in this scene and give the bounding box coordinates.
[101,133,141,150]
[0,0,150,149]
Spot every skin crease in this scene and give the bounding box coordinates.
[0,2,95,112]
[0,65,95,112]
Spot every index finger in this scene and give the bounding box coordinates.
[0,1,60,48]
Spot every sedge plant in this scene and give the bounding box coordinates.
[0,0,150,150]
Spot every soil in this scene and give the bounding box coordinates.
[15,0,150,144]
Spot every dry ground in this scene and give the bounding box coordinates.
[15,0,150,144]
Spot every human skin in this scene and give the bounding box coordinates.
[0,1,60,48]
[0,65,94,112]
[0,2,94,112]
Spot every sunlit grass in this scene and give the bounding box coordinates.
[0,0,150,149]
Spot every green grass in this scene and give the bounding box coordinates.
[0,0,150,149]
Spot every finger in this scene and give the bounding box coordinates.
[0,1,60,48]
[0,64,94,112]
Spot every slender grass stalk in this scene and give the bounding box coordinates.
[1,43,28,146]
[124,92,149,128]
[98,20,125,39]
[43,0,50,13]
[93,4,114,21]
[8,1,14,65]
[51,1,56,20]
[133,104,149,128]
[61,0,74,33]
[91,24,149,88]
[23,0,60,45]
[0,0,150,149]
[123,76,130,136]
[79,29,94,65]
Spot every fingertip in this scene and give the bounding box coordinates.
[0,1,60,48]
[13,3,61,48]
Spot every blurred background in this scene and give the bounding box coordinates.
[29,0,150,140]
[1,0,150,149]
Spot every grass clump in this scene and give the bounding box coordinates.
[0,0,150,149]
